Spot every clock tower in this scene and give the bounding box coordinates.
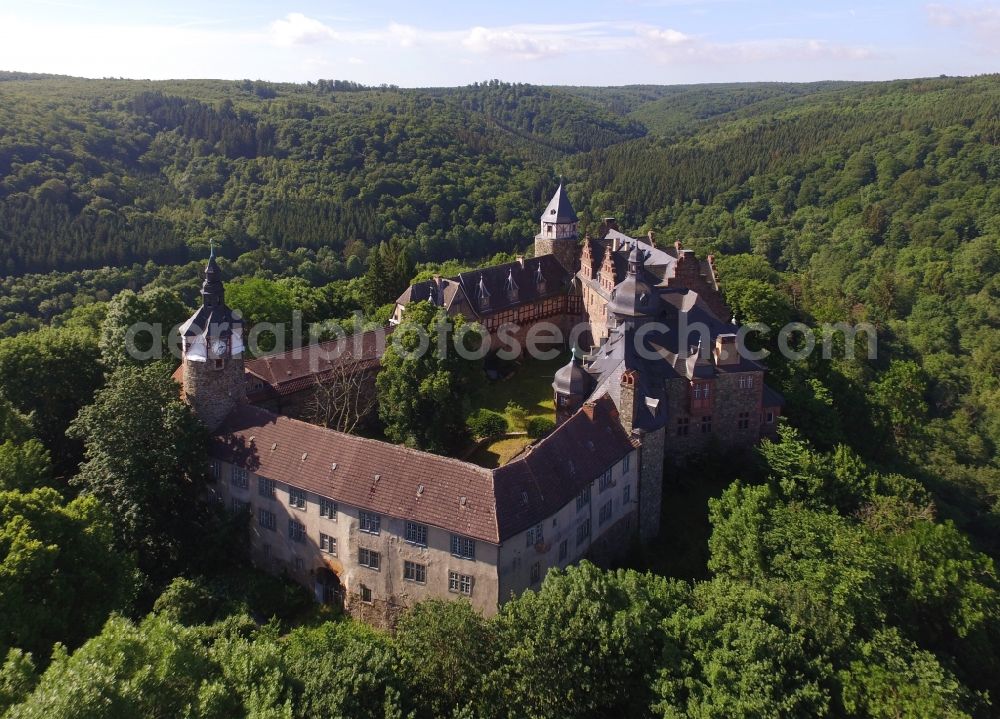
[179,248,246,431]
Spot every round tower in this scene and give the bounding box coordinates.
[552,348,593,425]
[533,182,579,273]
[178,248,246,431]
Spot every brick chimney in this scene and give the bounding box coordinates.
[714,333,740,366]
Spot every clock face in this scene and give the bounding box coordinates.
[211,339,227,356]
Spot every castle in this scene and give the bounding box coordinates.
[175,185,782,627]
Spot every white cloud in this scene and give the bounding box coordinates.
[462,26,567,60]
[926,3,1000,51]
[269,13,336,47]
[0,11,878,84]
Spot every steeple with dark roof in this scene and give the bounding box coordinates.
[178,244,247,432]
[534,180,580,274]
[541,182,578,224]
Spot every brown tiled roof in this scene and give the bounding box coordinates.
[244,328,390,398]
[492,395,636,539]
[211,404,499,543]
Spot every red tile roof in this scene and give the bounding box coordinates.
[492,394,637,538]
[244,328,390,398]
[210,394,637,544]
[211,404,499,543]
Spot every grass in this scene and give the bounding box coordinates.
[466,352,568,469]
[478,351,566,424]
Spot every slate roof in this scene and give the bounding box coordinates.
[541,183,578,223]
[493,395,636,537]
[762,384,786,408]
[396,255,571,319]
[212,404,500,543]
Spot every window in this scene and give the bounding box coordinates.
[622,484,631,505]
[599,469,613,493]
[449,571,473,595]
[288,519,305,543]
[676,417,690,436]
[450,535,475,560]
[320,533,337,555]
[231,466,248,488]
[320,498,338,519]
[211,462,221,481]
[530,562,541,584]
[359,584,373,604]
[766,411,775,424]
[230,498,250,515]
[576,485,591,512]
[599,500,613,526]
[405,521,428,547]
[738,412,750,430]
[359,511,381,535]
[258,508,276,531]
[526,523,543,547]
[289,486,306,509]
[576,518,591,546]
[404,561,426,584]
[622,453,630,473]
[739,375,755,389]
[358,547,381,570]
[258,477,275,499]
[294,557,304,571]
[558,539,568,561]
[701,416,712,434]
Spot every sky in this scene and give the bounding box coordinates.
[0,1,997,87]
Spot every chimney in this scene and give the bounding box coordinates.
[674,241,682,254]
[611,237,620,252]
[517,255,525,268]
[603,217,619,231]
[647,230,656,246]
[714,333,739,366]
[618,370,637,434]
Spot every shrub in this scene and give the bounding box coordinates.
[505,401,529,432]
[467,409,508,439]
[527,417,556,439]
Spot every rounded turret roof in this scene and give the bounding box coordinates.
[608,247,662,318]
[552,349,592,396]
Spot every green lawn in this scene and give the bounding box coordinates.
[477,352,566,424]
[466,352,567,469]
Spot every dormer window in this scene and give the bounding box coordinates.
[505,269,518,303]
[477,275,490,310]
[535,264,546,293]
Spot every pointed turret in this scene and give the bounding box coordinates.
[534,180,580,273]
[541,182,578,224]
[178,246,246,431]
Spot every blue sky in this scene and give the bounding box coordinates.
[0,0,997,86]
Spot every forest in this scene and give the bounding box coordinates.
[0,73,998,717]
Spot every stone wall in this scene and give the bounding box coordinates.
[662,370,765,458]
[534,234,578,275]
[637,426,664,541]
[183,353,246,431]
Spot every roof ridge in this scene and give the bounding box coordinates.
[232,404,494,478]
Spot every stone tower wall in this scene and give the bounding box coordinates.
[534,234,578,275]
[183,354,246,431]
[637,425,665,542]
